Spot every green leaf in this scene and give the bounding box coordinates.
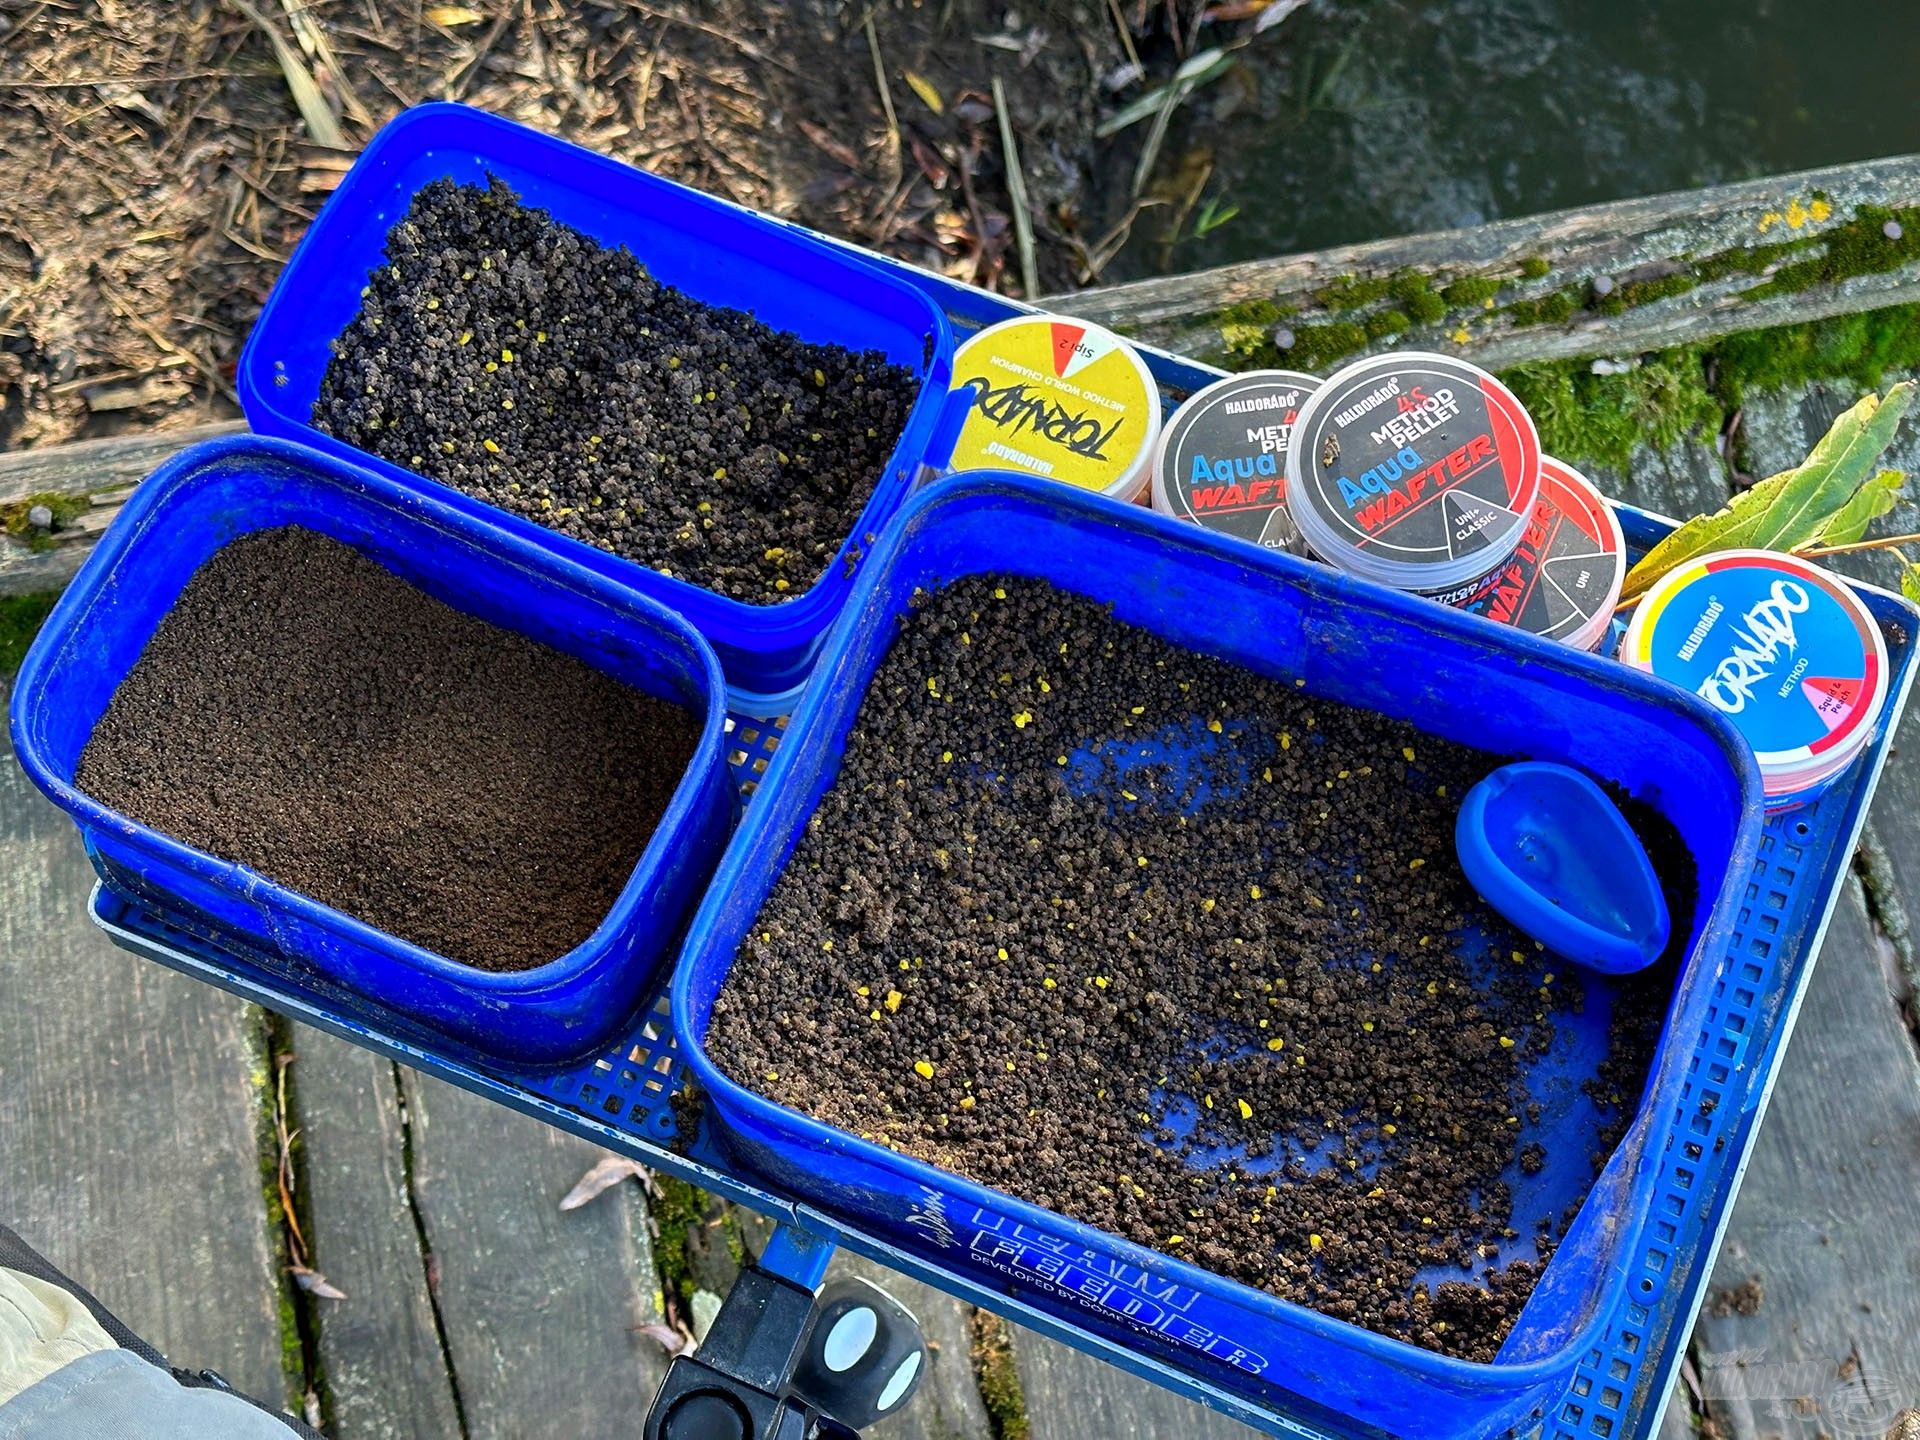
[1903,561,1920,606]
[1747,383,1913,549]
[1095,49,1237,137]
[1813,469,1905,546]
[1621,382,1915,601]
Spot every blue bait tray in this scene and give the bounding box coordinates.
[77,264,1920,1439]
[12,436,736,1066]
[238,102,968,707]
[670,470,1763,1439]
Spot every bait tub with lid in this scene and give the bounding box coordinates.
[237,102,965,711]
[8,436,736,1066]
[671,470,1766,1438]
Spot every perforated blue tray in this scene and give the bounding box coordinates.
[88,263,1920,1440]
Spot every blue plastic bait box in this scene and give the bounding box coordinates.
[237,102,965,709]
[672,471,1767,1438]
[8,436,737,1065]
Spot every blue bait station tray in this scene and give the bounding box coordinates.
[57,174,1919,1436]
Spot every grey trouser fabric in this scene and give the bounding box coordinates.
[0,1348,297,1438]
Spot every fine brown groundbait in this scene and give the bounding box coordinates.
[313,175,921,604]
[709,574,1687,1361]
[76,527,700,972]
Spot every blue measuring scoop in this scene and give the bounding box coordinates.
[1455,761,1670,975]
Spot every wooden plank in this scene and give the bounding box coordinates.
[0,707,289,1404]
[1010,1331,1262,1440]
[1063,154,1920,374]
[0,421,242,596]
[396,1068,671,1440]
[829,1253,993,1440]
[1583,438,1734,525]
[289,1031,464,1440]
[1685,882,1920,1440]
[0,420,244,506]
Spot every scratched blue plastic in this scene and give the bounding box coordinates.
[8,435,736,1066]
[670,471,1767,1438]
[237,102,966,699]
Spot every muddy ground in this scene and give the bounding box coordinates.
[0,0,1289,452]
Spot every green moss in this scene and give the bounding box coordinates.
[652,1175,712,1310]
[1694,240,1801,282]
[1390,271,1447,324]
[1365,309,1411,340]
[1590,271,1701,317]
[971,1310,1032,1440]
[1220,320,1272,362]
[1712,303,1920,406]
[2,492,90,553]
[1316,274,1394,311]
[1502,289,1579,327]
[1285,321,1370,371]
[1441,276,1501,308]
[1519,256,1552,280]
[1501,347,1722,473]
[1213,297,1294,329]
[0,593,57,679]
[721,1210,749,1269]
[1745,203,1920,298]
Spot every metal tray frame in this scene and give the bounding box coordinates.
[84,263,1920,1440]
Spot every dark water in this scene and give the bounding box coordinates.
[1127,0,1920,277]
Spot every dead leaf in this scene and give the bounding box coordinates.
[904,69,944,115]
[291,1266,346,1300]
[797,120,861,171]
[425,4,488,23]
[637,1321,697,1358]
[1255,0,1313,31]
[909,135,950,188]
[227,0,346,150]
[560,1153,651,1210]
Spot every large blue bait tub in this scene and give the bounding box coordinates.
[9,436,736,1066]
[672,471,1766,1438]
[237,102,966,709]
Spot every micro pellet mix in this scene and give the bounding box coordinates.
[77,527,700,971]
[314,176,920,603]
[710,574,1685,1361]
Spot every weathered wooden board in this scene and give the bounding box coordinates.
[0,421,243,596]
[396,1068,671,1440]
[1011,1330,1262,1440]
[0,422,245,508]
[1065,154,1920,373]
[0,715,289,1405]
[288,1031,464,1440]
[9,153,1920,593]
[1683,882,1920,1440]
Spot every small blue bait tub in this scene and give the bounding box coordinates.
[237,102,965,709]
[9,436,736,1066]
[672,472,1765,1438]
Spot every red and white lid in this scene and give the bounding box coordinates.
[1285,352,1541,595]
[1457,457,1626,651]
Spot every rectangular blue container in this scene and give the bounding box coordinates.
[9,435,737,1067]
[672,471,1767,1438]
[237,102,967,709]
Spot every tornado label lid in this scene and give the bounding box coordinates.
[1460,458,1626,649]
[948,316,1161,499]
[1152,370,1321,550]
[1619,549,1888,789]
[1288,353,1541,583]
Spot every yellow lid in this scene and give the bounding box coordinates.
[947,316,1161,499]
